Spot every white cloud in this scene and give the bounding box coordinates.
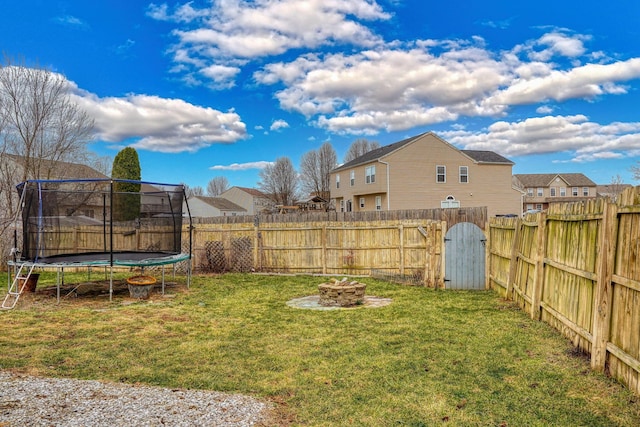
[54,15,88,28]
[70,87,247,153]
[270,119,289,131]
[535,105,554,114]
[209,161,273,171]
[148,0,390,86]
[254,31,640,135]
[199,64,242,89]
[440,115,640,162]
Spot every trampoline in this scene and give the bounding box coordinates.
[7,178,192,301]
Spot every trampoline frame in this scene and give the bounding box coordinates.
[8,178,193,302]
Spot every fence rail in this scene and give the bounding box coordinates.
[188,219,446,287]
[487,187,640,395]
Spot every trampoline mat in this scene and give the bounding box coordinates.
[26,252,190,267]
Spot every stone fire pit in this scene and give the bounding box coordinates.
[318,278,366,307]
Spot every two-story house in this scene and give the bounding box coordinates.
[329,132,522,217]
[218,186,274,215]
[513,173,597,213]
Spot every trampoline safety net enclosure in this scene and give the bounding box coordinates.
[16,179,191,266]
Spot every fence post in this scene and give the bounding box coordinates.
[530,212,547,320]
[505,218,522,299]
[591,200,618,372]
[438,220,446,289]
[321,225,327,275]
[399,224,405,276]
[484,220,490,290]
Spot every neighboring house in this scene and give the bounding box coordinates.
[597,183,632,201]
[186,196,247,218]
[513,173,597,212]
[1,153,109,181]
[218,186,274,215]
[296,195,328,211]
[139,183,186,219]
[329,132,522,217]
[1,153,111,221]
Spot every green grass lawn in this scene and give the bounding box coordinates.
[1,272,639,426]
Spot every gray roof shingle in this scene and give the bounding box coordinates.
[194,196,246,212]
[331,132,512,172]
[514,173,596,187]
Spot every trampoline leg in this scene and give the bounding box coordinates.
[57,268,61,304]
[162,266,165,295]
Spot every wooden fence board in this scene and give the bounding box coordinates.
[488,186,640,396]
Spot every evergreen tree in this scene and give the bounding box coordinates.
[111,147,141,221]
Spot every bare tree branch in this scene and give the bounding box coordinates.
[299,141,336,200]
[0,54,96,260]
[206,176,229,196]
[343,138,380,163]
[258,157,299,206]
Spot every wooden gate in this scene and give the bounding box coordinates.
[445,222,486,290]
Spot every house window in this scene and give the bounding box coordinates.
[560,187,566,197]
[526,204,534,210]
[527,188,534,197]
[346,200,352,212]
[441,195,459,208]
[459,166,468,183]
[436,165,446,183]
[336,175,340,189]
[359,197,365,208]
[340,200,344,212]
[550,187,556,197]
[537,188,543,197]
[375,196,382,210]
[536,204,543,210]
[365,165,376,184]
[583,187,589,196]
[572,187,578,196]
[350,170,355,186]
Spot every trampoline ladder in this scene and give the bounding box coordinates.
[2,263,36,310]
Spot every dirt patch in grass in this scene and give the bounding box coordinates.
[15,279,189,310]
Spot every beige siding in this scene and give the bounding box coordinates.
[330,133,521,217]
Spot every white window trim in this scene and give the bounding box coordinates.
[375,196,382,210]
[459,166,468,183]
[436,165,446,183]
[359,197,365,208]
[336,175,340,189]
[365,165,376,184]
[350,170,355,186]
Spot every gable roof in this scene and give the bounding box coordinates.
[332,133,424,172]
[229,186,268,198]
[331,132,512,172]
[3,153,108,180]
[460,150,513,164]
[514,173,596,187]
[192,196,246,212]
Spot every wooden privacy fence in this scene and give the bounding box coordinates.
[188,219,446,287]
[487,186,640,395]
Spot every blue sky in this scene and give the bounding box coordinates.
[2,0,640,190]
